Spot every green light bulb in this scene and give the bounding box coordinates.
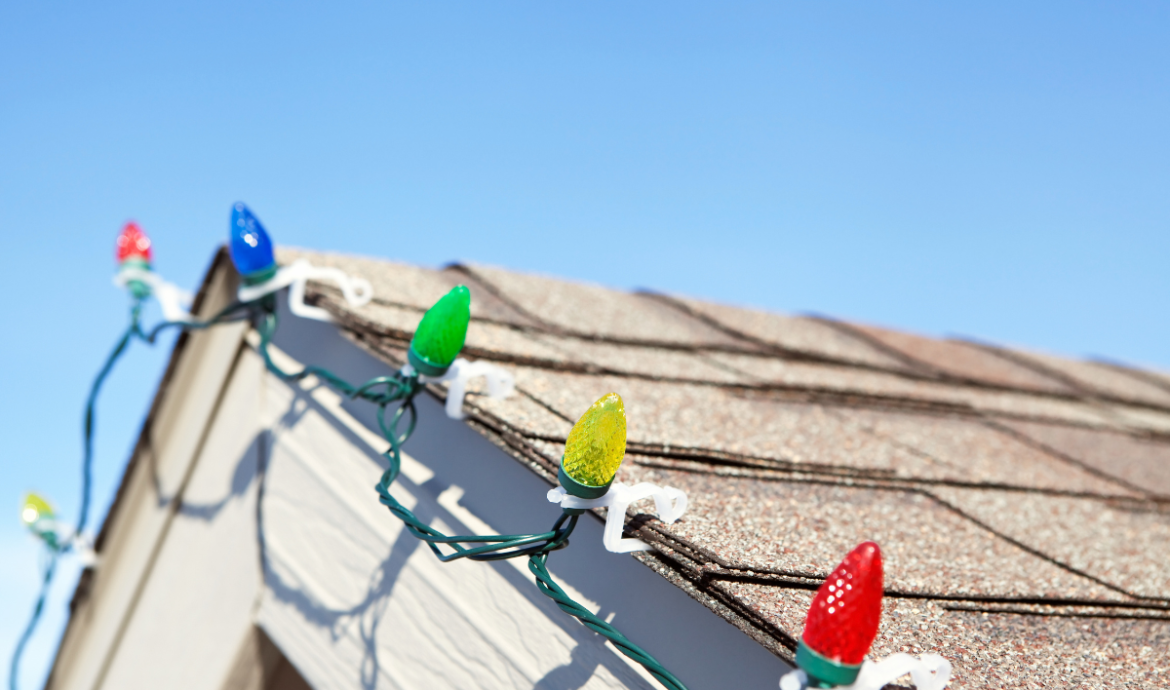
[408,286,471,376]
[560,393,627,498]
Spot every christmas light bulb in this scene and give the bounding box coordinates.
[560,393,627,498]
[116,221,153,266]
[229,202,277,284]
[20,493,54,529]
[115,221,154,298]
[407,286,471,376]
[795,541,884,687]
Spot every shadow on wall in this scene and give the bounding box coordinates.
[249,383,652,690]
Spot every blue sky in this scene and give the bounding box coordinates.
[2,2,1168,686]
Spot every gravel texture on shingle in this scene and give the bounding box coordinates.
[467,391,574,439]
[616,463,1125,602]
[853,410,1135,496]
[847,325,1076,395]
[336,300,568,364]
[998,419,1170,498]
[928,486,1170,600]
[1006,348,1170,409]
[662,296,909,370]
[507,367,1136,494]
[710,353,961,398]
[528,334,752,383]
[709,353,1135,431]
[1105,404,1170,435]
[464,263,749,347]
[950,389,1123,428]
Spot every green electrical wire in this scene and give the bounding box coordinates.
[8,298,256,690]
[529,552,687,690]
[250,307,687,685]
[13,287,689,690]
[8,553,57,690]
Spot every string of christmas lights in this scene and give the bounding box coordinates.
[10,205,950,690]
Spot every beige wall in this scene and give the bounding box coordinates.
[48,263,787,690]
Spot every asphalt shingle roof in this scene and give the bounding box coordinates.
[280,248,1170,690]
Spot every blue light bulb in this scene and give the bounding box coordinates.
[229,202,277,283]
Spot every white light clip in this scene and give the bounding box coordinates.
[113,268,195,323]
[415,357,515,419]
[547,482,688,553]
[236,258,373,322]
[779,653,952,690]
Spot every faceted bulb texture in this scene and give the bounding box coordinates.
[228,203,276,276]
[116,222,153,264]
[562,393,627,487]
[410,286,471,368]
[802,541,883,665]
[21,493,55,528]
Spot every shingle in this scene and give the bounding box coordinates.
[438,265,546,326]
[929,487,1170,600]
[1006,349,1170,409]
[119,247,1170,690]
[464,264,747,347]
[853,410,1133,496]
[467,392,573,439]
[510,368,894,468]
[505,367,1137,494]
[619,465,1123,601]
[665,297,907,369]
[528,334,751,383]
[332,300,568,364]
[847,325,1075,394]
[708,353,948,397]
[1106,404,1170,435]
[708,353,1127,430]
[954,389,1121,429]
[710,584,1170,689]
[998,419,1170,498]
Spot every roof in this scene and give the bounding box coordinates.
[279,248,1170,689]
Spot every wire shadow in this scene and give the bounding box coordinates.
[254,384,654,690]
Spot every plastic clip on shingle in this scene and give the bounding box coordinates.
[547,482,686,553]
[778,542,952,690]
[414,357,515,419]
[236,257,373,322]
[546,392,688,552]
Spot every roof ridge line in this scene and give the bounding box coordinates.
[314,288,1170,419]
[503,430,1162,504]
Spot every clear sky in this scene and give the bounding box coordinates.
[2,2,1167,687]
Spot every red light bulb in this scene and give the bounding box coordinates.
[801,541,883,666]
[116,222,153,264]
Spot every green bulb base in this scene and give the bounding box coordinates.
[795,640,863,688]
[241,264,279,286]
[119,258,153,299]
[559,461,613,500]
[35,527,60,552]
[408,346,453,377]
[127,280,152,300]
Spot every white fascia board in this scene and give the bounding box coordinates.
[256,300,789,690]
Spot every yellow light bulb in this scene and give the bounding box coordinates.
[21,493,54,528]
[562,392,627,490]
